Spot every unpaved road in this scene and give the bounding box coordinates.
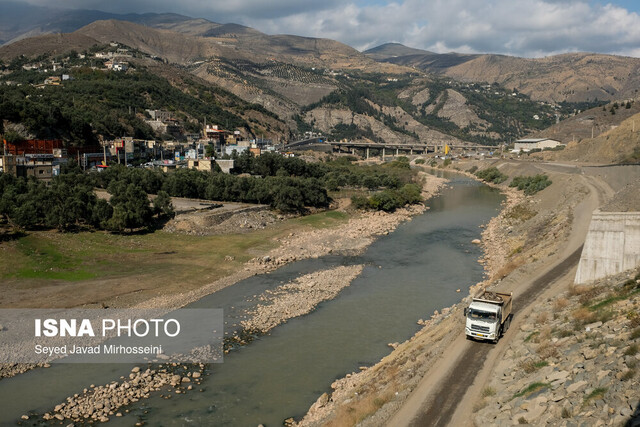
[388,165,614,427]
[406,245,583,427]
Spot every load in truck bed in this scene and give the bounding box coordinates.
[477,291,505,303]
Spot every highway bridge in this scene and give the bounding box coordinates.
[283,138,499,158]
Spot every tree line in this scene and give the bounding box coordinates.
[0,153,422,233]
[0,167,173,233]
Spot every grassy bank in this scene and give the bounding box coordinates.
[0,209,351,308]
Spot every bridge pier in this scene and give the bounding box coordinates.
[366,147,370,159]
[382,147,385,159]
[410,148,413,155]
[395,148,399,156]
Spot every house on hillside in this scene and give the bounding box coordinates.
[44,76,61,86]
[105,60,128,71]
[514,138,564,152]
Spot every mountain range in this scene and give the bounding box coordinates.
[1,5,639,150]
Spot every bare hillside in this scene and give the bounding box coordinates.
[446,53,640,103]
[76,20,211,64]
[538,112,640,164]
[368,43,640,103]
[531,100,640,143]
[0,33,98,61]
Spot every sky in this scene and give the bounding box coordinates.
[7,0,640,57]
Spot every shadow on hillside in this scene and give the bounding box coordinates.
[628,404,640,427]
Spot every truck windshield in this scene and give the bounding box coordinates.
[468,309,496,320]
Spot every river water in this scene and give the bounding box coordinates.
[0,174,503,426]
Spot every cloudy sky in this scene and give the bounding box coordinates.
[8,0,640,57]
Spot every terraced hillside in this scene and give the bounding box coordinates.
[366,43,640,103]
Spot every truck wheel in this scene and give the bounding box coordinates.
[494,327,502,344]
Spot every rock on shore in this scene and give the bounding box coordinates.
[43,364,205,423]
[474,270,640,426]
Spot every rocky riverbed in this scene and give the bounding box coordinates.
[241,265,365,334]
[27,364,205,423]
[9,173,449,423]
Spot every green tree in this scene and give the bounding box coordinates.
[153,190,174,218]
[107,182,152,232]
[91,199,114,229]
[45,176,97,230]
[272,183,305,212]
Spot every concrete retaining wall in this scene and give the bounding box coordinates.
[575,211,640,284]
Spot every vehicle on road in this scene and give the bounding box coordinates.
[464,291,512,343]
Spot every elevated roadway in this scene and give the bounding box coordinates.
[283,138,499,158]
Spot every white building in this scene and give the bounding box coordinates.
[514,138,564,152]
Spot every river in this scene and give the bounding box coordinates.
[0,173,503,426]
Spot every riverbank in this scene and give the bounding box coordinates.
[8,171,450,423]
[293,159,619,426]
[133,172,448,311]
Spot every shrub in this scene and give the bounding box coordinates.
[481,386,496,397]
[553,298,569,311]
[368,190,403,212]
[505,204,537,222]
[415,158,426,165]
[519,359,548,374]
[535,312,549,325]
[475,167,508,184]
[467,165,478,174]
[624,344,638,356]
[572,307,596,325]
[621,370,636,381]
[513,382,550,399]
[584,387,607,403]
[509,174,552,195]
[351,184,422,212]
[351,195,369,210]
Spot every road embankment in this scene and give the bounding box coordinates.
[293,160,620,427]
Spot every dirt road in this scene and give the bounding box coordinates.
[404,245,583,427]
[387,165,612,427]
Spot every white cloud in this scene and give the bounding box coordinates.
[242,0,640,57]
[6,0,640,57]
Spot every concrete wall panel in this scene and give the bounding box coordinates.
[575,212,640,284]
